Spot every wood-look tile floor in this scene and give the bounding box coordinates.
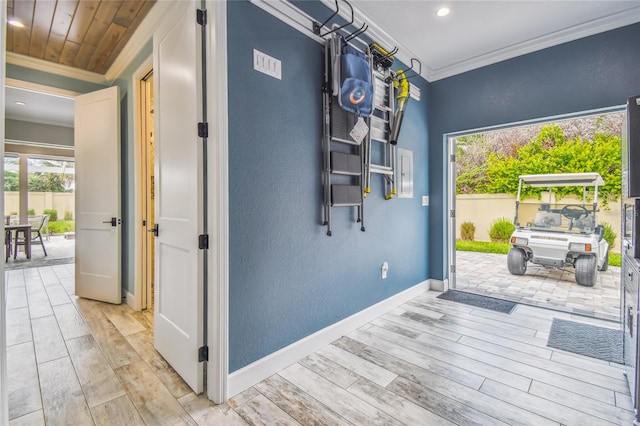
[5,264,635,425]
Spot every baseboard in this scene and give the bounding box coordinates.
[227,279,431,398]
[431,278,445,292]
[125,291,139,310]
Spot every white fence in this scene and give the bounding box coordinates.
[456,193,622,252]
[4,192,74,219]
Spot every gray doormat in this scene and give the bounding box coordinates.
[5,257,75,270]
[547,318,623,364]
[437,290,516,314]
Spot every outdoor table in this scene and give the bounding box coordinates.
[6,224,32,260]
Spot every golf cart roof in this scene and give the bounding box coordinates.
[519,172,604,187]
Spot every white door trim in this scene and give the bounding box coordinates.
[1,5,8,423]
[131,55,154,311]
[447,136,456,291]
[206,0,229,404]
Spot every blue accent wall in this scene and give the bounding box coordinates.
[227,1,429,372]
[428,23,640,281]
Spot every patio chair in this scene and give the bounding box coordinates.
[5,228,11,262]
[15,214,49,257]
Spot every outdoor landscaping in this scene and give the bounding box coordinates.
[47,220,75,235]
[455,114,623,268]
[4,157,75,236]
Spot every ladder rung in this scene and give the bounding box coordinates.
[374,105,392,112]
[330,136,361,146]
[331,152,361,175]
[331,185,362,206]
[370,165,393,175]
[370,116,389,125]
[370,136,389,144]
[332,201,362,207]
[331,170,361,176]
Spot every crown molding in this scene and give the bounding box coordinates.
[431,6,640,81]
[105,0,174,83]
[5,78,80,98]
[6,52,108,85]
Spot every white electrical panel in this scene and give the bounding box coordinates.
[397,148,414,198]
[253,49,282,80]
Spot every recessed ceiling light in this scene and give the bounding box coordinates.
[436,7,450,17]
[8,18,25,28]
[15,101,26,106]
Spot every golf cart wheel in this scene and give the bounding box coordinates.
[599,250,609,272]
[575,255,597,287]
[507,248,527,275]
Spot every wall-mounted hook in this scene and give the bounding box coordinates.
[313,0,355,38]
[345,23,368,42]
[398,58,422,80]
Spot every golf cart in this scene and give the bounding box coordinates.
[507,172,609,287]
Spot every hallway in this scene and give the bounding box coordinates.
[5,264,633,425]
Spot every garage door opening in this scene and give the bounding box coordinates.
[448,109,624,321]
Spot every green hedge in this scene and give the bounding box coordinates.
[47,221,74,234]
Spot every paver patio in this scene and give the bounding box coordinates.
[454,251,621,322]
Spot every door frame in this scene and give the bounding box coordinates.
[205,0,230,404]
[129,0,229,403]
[132,56,154,311]
[1,7,7,423]
[446,136,457,291]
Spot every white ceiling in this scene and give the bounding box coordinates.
[5,86,74,128]
[350,0,640,81]
[5,0,640,127]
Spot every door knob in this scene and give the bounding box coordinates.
[148,224,159,236]
[102,217,119,226]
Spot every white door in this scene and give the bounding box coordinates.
[448,136,457,290]
[153,0,204,393]
[75,86,122,304]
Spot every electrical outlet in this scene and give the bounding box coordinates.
[253,49,282,80]
[382,261,388,279]
[422,196,429,206]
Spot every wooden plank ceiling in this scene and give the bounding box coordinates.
[6,0,156,75]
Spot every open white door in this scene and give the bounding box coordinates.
[75,86,122,304]
[153,0,204,393]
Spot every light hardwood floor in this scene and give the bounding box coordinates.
[5,264,635,425]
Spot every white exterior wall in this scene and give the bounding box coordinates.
[4,192,75,218]
[456,193,622,252]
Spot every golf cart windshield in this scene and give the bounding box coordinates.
[515,202,597,234]
[514,173,604,235]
